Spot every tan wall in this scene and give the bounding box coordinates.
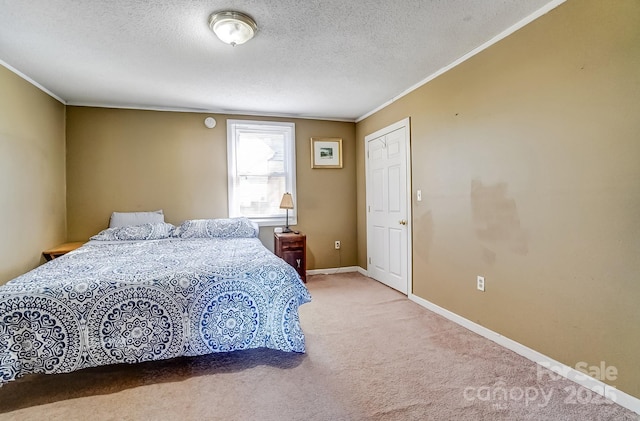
[66,107,356,270]
[356,0,640,398]
[0,66,66,284]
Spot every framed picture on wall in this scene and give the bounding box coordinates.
[311,137,343,169]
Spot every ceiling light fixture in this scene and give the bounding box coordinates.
[209,11,257,47]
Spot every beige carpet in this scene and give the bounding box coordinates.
[0,273,636,420]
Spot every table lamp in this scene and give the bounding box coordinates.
[279,192,294,233]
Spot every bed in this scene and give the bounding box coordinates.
[0,217,311,386]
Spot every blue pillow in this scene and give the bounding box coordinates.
[172,218,259,239]
[91,222,175,241]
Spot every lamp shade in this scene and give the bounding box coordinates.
[279,193,294,210]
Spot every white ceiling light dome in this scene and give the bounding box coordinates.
[209,11,258,47]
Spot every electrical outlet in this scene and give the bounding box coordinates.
[334,240,341,250]
[477,276,485,292]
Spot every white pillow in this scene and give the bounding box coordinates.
[109,210,164,228]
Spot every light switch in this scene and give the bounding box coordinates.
[417,190,422,201]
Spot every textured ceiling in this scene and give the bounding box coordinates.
[0,0,558,121]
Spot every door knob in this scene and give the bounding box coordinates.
[399,219,407,225]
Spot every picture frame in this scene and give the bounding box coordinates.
[311,137,343,169]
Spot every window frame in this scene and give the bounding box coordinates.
[227,119,297,227]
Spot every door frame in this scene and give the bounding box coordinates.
[364,117,412,295]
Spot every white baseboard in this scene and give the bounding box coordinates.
[306,266,360,276]
[408,293,640,415]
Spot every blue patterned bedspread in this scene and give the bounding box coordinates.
[0,238,311,386]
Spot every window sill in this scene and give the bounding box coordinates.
[249,217,298,227]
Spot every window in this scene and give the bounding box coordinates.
[227,120,296,226]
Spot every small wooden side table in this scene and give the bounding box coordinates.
[42,242,84,261]
[274,232,306,282]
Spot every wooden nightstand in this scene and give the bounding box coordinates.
[42,242,84,261]
[274,232,306,282]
